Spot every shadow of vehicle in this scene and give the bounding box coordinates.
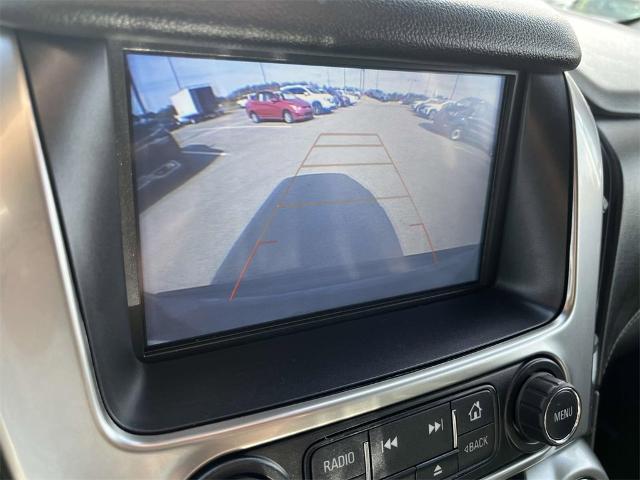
[144,173,482,344]
[212,173,403,286]
[133,127,222,212]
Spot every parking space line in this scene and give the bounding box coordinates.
[312,144,383,148]
[300,162,392,168]
[180,151,229,156]
[315,133,380,137]
[376,195,411,201]
[217,125,293,130]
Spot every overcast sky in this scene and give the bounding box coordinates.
[128,54,504,114]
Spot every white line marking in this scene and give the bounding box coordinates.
[191,125,292,132]
[180,151,229,156]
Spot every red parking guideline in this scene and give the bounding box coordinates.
[227,132,439,301]
[375,133,439,263]
[228,240,277,301]
[227,134,323,300]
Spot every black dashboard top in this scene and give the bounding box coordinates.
[565,11,640,116]
[1,0,581,72]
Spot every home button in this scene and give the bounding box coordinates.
[451,390,495,435]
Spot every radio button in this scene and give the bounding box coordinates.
[457,424,495,470]
[451,390,495,435]
[311,432,368,480]
[369,404,452,480]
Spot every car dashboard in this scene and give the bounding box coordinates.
[0,2,638,480]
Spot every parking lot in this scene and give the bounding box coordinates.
[138,97,493,294]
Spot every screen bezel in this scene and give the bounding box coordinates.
[114,44,520,359]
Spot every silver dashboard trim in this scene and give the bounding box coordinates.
[523,439,609,480]
[0,24,603,479]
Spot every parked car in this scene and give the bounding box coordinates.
[339,89,360,105]
[432,97,496,150]
[366,89,390,102]
[236,94,255,109]
[245,91,313,123]
[344,87,362,99]
[325,87,353,107]
[385,92,405,102]
[402,93,428,105]
[279,85,336,114]
[412,95,447,110]
[415,96,451,118]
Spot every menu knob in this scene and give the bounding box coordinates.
[515,373,581,446]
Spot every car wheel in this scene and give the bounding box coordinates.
[249,112,260,123]
[426,109,435,120]
[449,127,462,141]
[283,110,294,124]
[312,102,322,115]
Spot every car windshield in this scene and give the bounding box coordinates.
[280,92,297,100]
[544,0,640,22]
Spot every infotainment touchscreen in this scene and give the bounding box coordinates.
[126,53,505,347]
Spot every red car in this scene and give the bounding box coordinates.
[246,91,313,123]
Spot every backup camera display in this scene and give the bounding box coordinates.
[127,53,504,346]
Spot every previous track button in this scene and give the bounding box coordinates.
[369,404,453,480]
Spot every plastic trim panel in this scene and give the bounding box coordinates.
[0,0,581,73]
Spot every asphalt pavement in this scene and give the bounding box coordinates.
[138,97,493,294]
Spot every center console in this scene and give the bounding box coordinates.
[0,1,606,479]
[192,358,582,480]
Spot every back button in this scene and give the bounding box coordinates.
[458,424,495,470]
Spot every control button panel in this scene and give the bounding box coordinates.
[311,432,368,480]
[451,390,494,435]
[369,404,452,479]
[306,387,497,480]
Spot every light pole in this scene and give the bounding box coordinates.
[259,63,268,85]
[167,57,182,90]
[450,74,460,99]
